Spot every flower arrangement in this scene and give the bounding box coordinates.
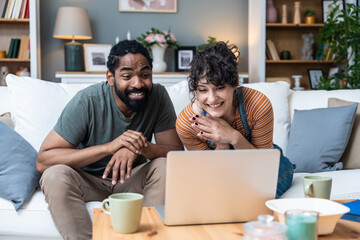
[137,28,178,49]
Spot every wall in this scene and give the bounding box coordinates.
[40,0,248,82]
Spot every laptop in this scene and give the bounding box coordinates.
[155,149,280,226]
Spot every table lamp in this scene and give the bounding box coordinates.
[53,7,92,71]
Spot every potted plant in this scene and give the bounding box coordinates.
[316,0,360,89]
[304,8,315,24]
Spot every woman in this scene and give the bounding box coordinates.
[176,41,293,197]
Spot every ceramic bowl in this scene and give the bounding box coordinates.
[265,198,350,235]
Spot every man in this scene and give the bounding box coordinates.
[37,40,183,239]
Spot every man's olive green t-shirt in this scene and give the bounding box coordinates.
[54,81,176,175]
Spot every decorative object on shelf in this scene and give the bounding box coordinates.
[83,44,112,73]
[308,69,324,89]
[292,75,304,90]
[137,28,178,72]
[304,8,315,24]
[175,46,196,72]
[0,66,9,86]
[322,0,344,23]
[317,0,360,89]
[151,44,168,72]
[119,0,177,13]
[197,36,217,51]
[281,4,287,24]
[266,0,277,23]
[301,33,314,60]
[127,30,131,40]
[53,7,92,72]
[280,50,291,60]
[15,66,30,77]
[293,2,301,24]
[0,50,6,59]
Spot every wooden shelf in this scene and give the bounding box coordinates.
[0,18,29,23]
[266,23,324,28]
[0,58,30,62]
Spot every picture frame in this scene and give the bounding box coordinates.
[308,69,324,89]
[322,0,344,23]
[83,44,112,73]
[175,46,196,72]
[119,0,177,13]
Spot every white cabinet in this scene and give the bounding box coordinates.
[55,72,249,87]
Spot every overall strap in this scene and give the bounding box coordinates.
[236,87,252,143]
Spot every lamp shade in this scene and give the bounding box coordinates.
[53,7,92,40]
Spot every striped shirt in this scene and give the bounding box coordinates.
[176,87,274,150]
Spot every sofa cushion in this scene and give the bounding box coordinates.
[286,104,358,173]
[165,80,191,116]
[0,112,13,128]
[328,98,360,169]
[289,89,360,123]
[0,121,40,211]
[5,74,90,151]
[244,81,291,151]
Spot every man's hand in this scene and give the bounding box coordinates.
[107,130,148,155]
[102,147,137,185]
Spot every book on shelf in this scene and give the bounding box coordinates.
[341,200,360,223]
[0,0,7,18]
[266,39,280,60]
[4,0,14,19]
[12,38,20,58]
[19,0,27,19]
[12,0,22,19]
[17,35,29,59]
[7,38,14,58]
[23,0,28,18]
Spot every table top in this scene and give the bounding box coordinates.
[93,206,360,240]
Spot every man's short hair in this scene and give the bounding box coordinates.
[107,40,153,75]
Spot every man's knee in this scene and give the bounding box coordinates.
[40,164,78,197]
[149,157,166,177]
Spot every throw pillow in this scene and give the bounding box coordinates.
[0,112,13,128]
[245,81,291,151]
[5,74,90,151]
[286,103,358,173]
[328,98,360,169]
[0,121,40,211]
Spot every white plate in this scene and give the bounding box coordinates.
[266,198,350,235]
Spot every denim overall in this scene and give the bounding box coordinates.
[203,87,294,198]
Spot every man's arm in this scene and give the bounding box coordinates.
[141,128,184,160]
[36,129,144,174]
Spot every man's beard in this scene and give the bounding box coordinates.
[114,83,150,112]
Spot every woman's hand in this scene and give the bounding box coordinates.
[189,114,240,147]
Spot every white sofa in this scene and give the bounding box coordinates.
[0,75,360,239]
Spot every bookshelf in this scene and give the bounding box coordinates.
[0,0,40,78]
[249,0,337,89]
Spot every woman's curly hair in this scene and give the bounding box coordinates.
[188,41,239,99]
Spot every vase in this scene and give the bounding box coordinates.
[293,2,301,24]
[266,0,277,23]
[151,44,167,72]
[281,4,287,24]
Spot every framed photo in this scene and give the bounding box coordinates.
[175,46,196,72]
[322,0,344,23]
[328,67,340,77]
[119,0,177,13]
[308,69,323,89]
[83,44,112,73]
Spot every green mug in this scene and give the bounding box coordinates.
[303,176,332,199]
[101,193,143,234]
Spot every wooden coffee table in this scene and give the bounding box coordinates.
[93,205,360,240]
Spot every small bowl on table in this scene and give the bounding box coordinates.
[265,198,350,235]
